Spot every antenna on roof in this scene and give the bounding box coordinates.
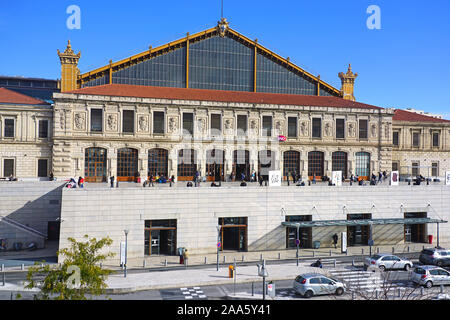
[221,0,224,19]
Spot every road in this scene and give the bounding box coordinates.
[2,254,449,300]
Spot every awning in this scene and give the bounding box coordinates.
[282,218,447,228]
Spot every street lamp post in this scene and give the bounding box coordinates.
[257,259,268,300]
[296,225,300,267]
[124,229,129,278]
[216,225,221,271]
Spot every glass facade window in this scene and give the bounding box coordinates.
[262,116,272,137]
[210,114,221,136]
[37,159,48,177]
[288,117,297,138]
[432,132,439,147]
[355,152,370,178]
[393,131,399,146]
[283,151,300,178]
[144,219,177,256]
[38,120,48,138]
[122,110,135,133]
[359,120,368,139]
[258,150,275,179]
[237,115,247,136]
[308,151,324,178]
[412,132,420,147]
[183,113,194,136]
[332,151,348,179]
[257,53,317,95]
[153,111,165,134]
[312,118,322,138]
[148,148,168,177]
[189,36,253,91]
[233,150,250,181]
[336,119,345,139]
[90,109,103,132]
[4,119,14,138]
[206,149,225,181]
[113,46,186,88]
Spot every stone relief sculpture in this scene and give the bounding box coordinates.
[249,119,259,135]
[225,119,232,130]
[300,121,309,136]
[197,118,206,133]
[107,114,117,131]
[138,116,148,131]
[74,112,85,130]
[325,122,332,137]
[168,117,178,133]
[348,123,355,137]
[371,123,377,138]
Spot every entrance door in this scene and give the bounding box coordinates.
[218,217,247,251]
[347,214,371,246]
[233,150,250,181]
[404,212,427,243]
[117,148,138,182]
[151,230,160,255]
[47,221,60,241]
[206,149,225,182]
[85,148,107,182]
[144,220,177,256]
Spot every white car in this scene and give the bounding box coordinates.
[293,273,346,298]
[364,254,413,271]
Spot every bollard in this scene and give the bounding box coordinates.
[352,259,355,267]
[242,255,244,262]
[2,272,5,286]
[397,288,401,298]
[334,259,336,268]
[329,250,332,257]
[352,292,355,300]
[420,287,424,296]
[377,247,380,254]
[252,282,254,296]
[361,248,364,255]
[223,256,226,263]
[165,259,168,267]
[392,247,395,254]
[440,285,444,293]
[278,252,281,260]
[260,254,263,261]
[204,257,207,264]
[312,251,315,257]
[1,264,3,272]
[346,250,348,256]
[375,290,378,299]
[21,264,24,271]
[407,246,410,253]
[143,260,146,268]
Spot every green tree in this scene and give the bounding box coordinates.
[26,235,115,300]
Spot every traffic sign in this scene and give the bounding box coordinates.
[217,242,221,248]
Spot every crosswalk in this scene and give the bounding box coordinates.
[329,268,405,292]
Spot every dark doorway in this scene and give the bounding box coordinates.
[404,212,427,243]
[144,220,177,256]
[347,214,371,246]
[233,150,250,181]
[285,215,312,249]
[47,221,60,241]
[206,149,225,182]
[218,217,247,251]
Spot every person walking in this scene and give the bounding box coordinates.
[291,171,297,184]
[110,176,115,188]
[332,233,339,249]
[183,249,189,268]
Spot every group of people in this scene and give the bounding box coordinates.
[66,176,84,188]
[144,173,173,187]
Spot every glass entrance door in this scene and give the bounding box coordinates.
[151,230,160,255]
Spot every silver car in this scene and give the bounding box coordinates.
[293,273,345,298]
[411,265,450,288]
[364,254,413,271]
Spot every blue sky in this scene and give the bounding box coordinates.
[0,0,449,118]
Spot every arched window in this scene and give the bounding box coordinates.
[332,151,348,179]
[206,149,225,181]
[258,150,276,180]
[232,150,250,181]
[117,148,138,181]
[177,149,197,180]
[355,152,371,179]
[84,148,107,182]
[308,151,324,178]
[283,151,300,178]
[148,148,168,177]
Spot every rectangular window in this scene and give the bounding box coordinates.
[38,159,48,177]
[3,159,14,177]
[288,117,297,138]
[90,109,103,132]
[210,114,221,136]
[432,162,438,177]
[393,131,399,146]
[432,132,439,147]
[153,111,165,134]
[412,132,420,147]
[312,118,322,138]
[183,113,194,135]
[336,119,345,139]
[122,110,135,133]
[359,119,368,139]
[392,162,399,172]
[262,116,272,137]
[412,162,419,176]
[4,119,14,138]
[237,115,247,136]
[38,120,49,138]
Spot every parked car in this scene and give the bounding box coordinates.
[293,273,345,298]
[419,247,450,267]
[411,265,450,288]
[364,254,413,271]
